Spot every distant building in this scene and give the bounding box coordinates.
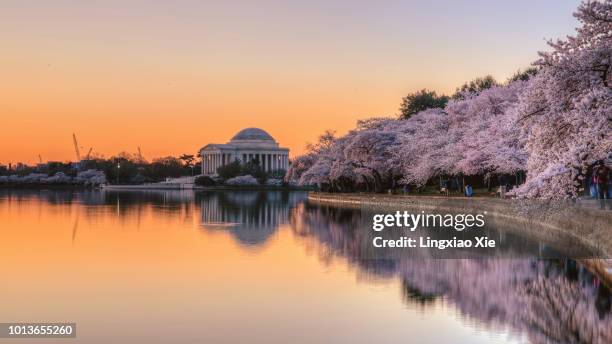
[199,128,289,175]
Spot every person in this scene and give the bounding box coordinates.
[450,176,459,195]
[497,174,509,199]
[590,172,598,198]
[594,161,610,200]
[498,184,506,198]
[464,184,473,197]
[440,177,449,196]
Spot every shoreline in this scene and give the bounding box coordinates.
[100,184,311,191]
[0,184,92,189]
[307,192,612,286]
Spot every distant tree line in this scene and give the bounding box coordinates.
[0,152,201,185]
[81,153,198,184]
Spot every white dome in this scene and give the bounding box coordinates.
[231,128,275,142]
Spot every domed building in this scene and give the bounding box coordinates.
[199,128,289,175]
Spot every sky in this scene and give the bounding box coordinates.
[0,0,581,164]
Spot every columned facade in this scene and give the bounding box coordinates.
[199,128,290,175]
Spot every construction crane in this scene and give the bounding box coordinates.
[72,133,81,161]
[137,147,144,162]
[85,147,93,160]
[38,155,43,164]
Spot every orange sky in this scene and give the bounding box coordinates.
[0,1,579,164]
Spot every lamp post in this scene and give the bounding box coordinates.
[116,163,121,184]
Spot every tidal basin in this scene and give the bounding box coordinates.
[0,189,610,343]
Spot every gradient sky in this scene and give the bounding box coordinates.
[0,0,580,164]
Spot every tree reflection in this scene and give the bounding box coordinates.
[401,280,440,308]
[290,202,612,344]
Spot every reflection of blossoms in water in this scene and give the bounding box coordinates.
[290,202,374,269]
[400,259,612,344]
[290,202,612,344]
[522,274,612,344]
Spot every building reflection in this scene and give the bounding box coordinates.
[199,191,306,246]
[0,189,309,247]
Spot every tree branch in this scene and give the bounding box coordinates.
[518,107,548,122]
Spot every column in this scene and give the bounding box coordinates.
[261,153,265,171]
[275,154,279,170]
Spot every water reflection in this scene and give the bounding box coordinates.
[290,202,612,343]
[0,189,610,344]
[198,191,305,246]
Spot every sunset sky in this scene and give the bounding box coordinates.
[1,0,580,164]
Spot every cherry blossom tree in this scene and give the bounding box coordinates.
[452,81,528,177]
[395,108,453,186]
[287,0,610,199]
[286,130,337,186]
[284,153,317,185]
[337,118,401,191]
[511,0,612,199]
[225,175,259,185]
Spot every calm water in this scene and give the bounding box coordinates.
[0,189,610,344]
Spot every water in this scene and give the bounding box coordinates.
[0,189,609,344]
